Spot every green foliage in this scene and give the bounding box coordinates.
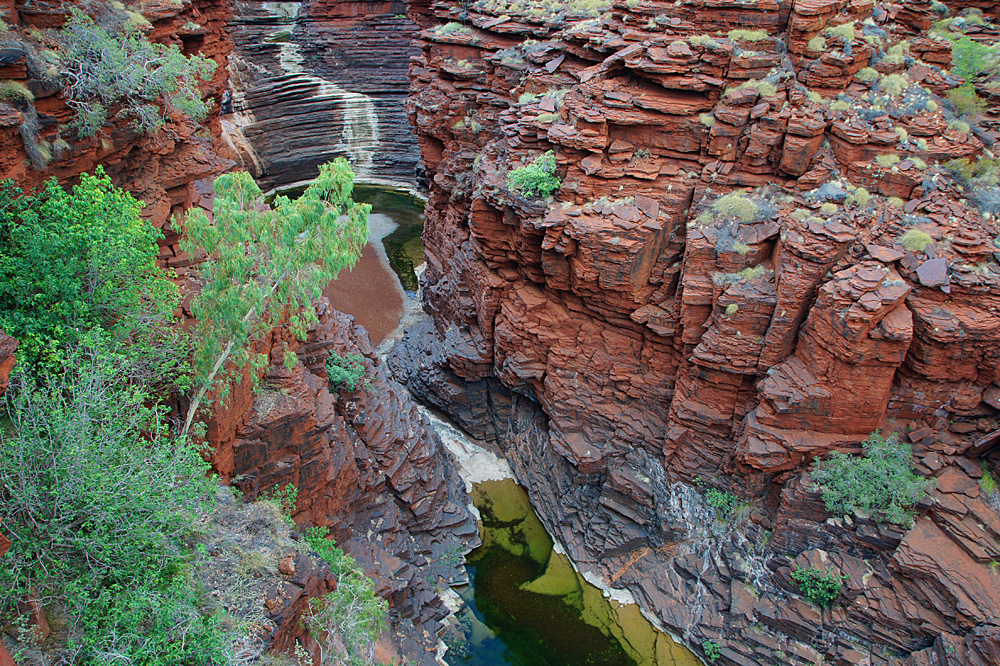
[0,80,33,103]
[980,466,997,496]
[699,112,715,127]
[790,567,847,608]
[326,351,366,392]
[180,159,368,435]
[950,36,993,85]
[0,345,223,664]
[899,228,934,253]
[0,168,179,369]
[947,85,987,115]
[706,488,740,519]
[304,527,388,666]
[702,639,722,662]
[508,150,561,197]
[59,9,216,137]
[811,431,931,526]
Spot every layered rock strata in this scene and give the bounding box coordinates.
[205,301,479,662]
[390,0,1000,663]
[224,0,421,189]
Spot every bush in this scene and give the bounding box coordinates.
[947,85,987,115]
[727,29,768,42]
[811,431,931,525]
[304,527,388,666]
[855,67,879,83]
[0,169,179,369]
[950,36,993,85]
[0,345,223,664]
[702,639,722,662]
[508,150,561,197]
[326,351,367,392]
[790,566,846,608]
[712,193,759,222]
[59,9,216,137]
[876,153,901,168]
[0,80,33,104]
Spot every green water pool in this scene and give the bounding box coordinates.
[446,479,701,666]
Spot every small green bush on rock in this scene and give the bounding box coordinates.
[790,566,847,608]
[508,150,561,197]
[326,351,367,392]
[702,639,722,662]
[811,431,930,526]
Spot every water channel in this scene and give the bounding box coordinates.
[312,183,701,666]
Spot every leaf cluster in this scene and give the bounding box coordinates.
[0,345,223,663]
[326,351,367,392]
[59,9,216,137]
[811,431,930,526]
[181,159,368,413]
[789,566,847,608]
[508,150,561,198]
[0,168,181,373]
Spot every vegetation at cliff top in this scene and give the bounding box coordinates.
[508,150,562,198]
[59,8,216,137]
[0,168,180,372]
[811,431,931,526]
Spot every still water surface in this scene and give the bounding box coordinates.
[446,480,701,666]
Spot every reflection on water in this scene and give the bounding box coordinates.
[446,480,701,666]
[352,185,425,292]
[271,182,425,346]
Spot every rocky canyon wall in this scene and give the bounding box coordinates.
[224,0,422,189]
[0,2,473,663]
[389,0,1000,664]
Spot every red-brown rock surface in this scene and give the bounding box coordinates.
[390,0,1000,663]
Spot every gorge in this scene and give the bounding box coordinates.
[0,0,999,665]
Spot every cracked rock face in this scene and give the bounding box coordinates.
[390,0,1000,663]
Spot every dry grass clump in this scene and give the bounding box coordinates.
[855,67,880,83]
[899,228,933,253]
[194,491,312,663]
[712,193,759,222]
[728,29,769,42]
[876,153,901,168]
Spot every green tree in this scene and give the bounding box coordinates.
[0,168,179,369]
[180,159,369,435]
[59,9,216,137]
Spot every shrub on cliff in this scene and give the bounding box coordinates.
[508,150,561,198]
[59,9,216,137]
[811,431,930,526]
[0,344,225,664]
[0,168,180,370]
[790,566,847,608]
[305,527,387,666]
[180,159,369,436]
[326,351,367,392]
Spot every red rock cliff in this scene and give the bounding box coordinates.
[390,0,1000,664]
